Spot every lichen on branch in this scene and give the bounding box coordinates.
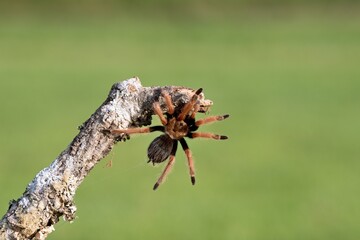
[0,77,212,240]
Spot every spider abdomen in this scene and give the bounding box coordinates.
[147,134,174,164]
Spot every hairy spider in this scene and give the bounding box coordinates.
[111,88,229,190]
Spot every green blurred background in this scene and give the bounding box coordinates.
[1,0,359,239]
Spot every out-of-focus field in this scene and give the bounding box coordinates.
[0,2,360,239]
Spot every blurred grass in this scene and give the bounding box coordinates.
[1,2,360,240]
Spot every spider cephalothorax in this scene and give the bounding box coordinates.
[111,88,229,190]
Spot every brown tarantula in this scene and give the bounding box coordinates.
[111,88,229,190]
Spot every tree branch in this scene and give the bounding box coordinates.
[0,77,213,240]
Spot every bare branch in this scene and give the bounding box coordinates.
[0,77,213,240]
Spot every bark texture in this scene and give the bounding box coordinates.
[0,77,212,240]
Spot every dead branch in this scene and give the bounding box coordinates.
[0,77,213,240]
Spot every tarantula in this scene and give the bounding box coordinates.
[111,88,229,190]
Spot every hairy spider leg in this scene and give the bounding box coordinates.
[177,88,203,121]
[190,103,200,119]
[179,138,196,185]
[153,102,167,125]
[195,114,229,127]
[153,140,178,190]
[111,126,165,135]
[189,132,228,140]
[162,91,175,115]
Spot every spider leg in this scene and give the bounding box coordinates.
[153,140,178,190]
[189,132,228,140]
[179,138,196,185]
[111,126,165,135]
[190,103,200,119]
[177,88,203,121]
[162,91,175,115]
[153,102,167,125]
[195,114,229,127]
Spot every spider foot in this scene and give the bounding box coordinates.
[153,182,160,190]
[101,129,130,142]
[101,129,111,134]
[191,176,196,185]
